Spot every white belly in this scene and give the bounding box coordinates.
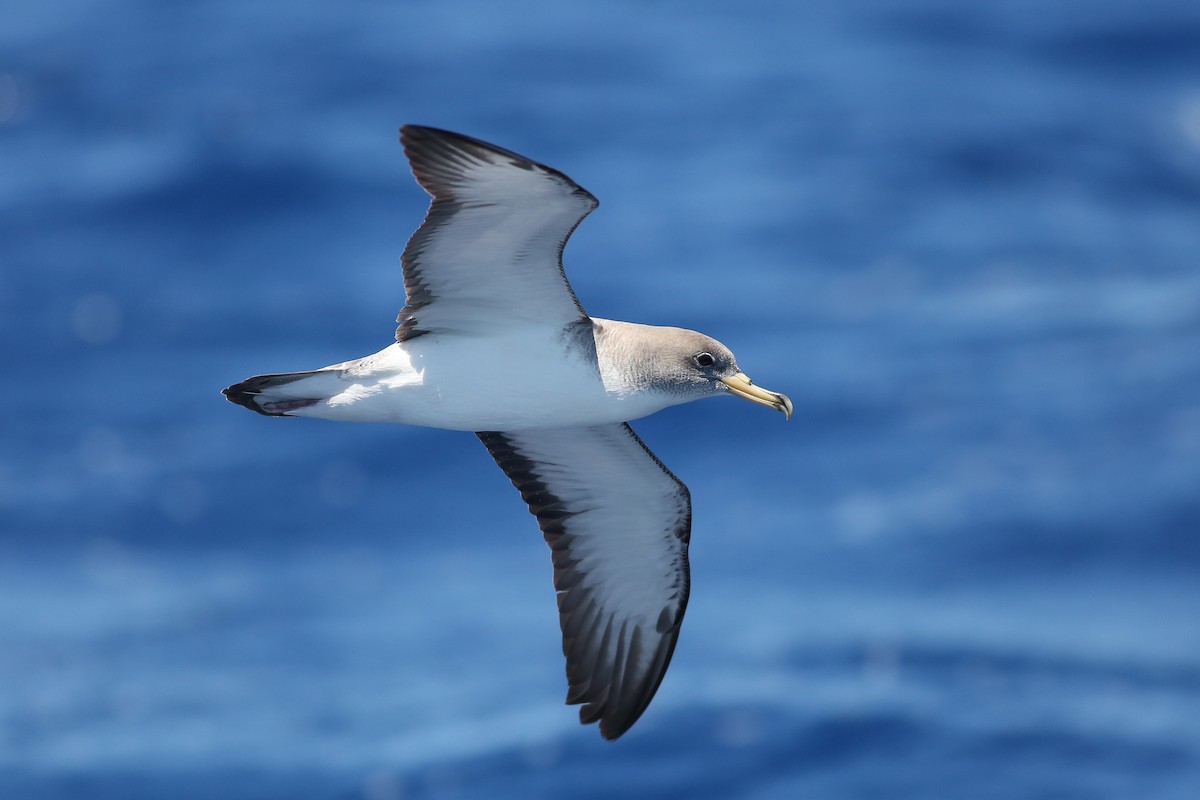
[291,331,675,431]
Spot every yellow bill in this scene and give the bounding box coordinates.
[720,372,792,419]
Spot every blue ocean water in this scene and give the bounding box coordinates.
[2,0,1199,797]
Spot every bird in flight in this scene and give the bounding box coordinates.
[223,126,791,739]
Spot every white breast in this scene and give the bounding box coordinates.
[292,329,678,432]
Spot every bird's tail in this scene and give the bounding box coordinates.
[222,369,343,417]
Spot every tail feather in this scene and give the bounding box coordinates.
[222,370,328,417]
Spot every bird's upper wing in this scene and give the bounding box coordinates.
[396,125,598,341]
[476,423,691,740]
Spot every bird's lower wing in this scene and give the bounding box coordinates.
[476,423,691,740]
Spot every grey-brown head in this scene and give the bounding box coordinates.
[595,321,793,418]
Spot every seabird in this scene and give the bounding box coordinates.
[223,126,791,740]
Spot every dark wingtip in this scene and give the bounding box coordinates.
[597,717,634,741]
[400,124,525,161]
[398,124,598,207]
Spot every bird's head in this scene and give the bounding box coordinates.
[671,331,792,419]
[604,323,792,419]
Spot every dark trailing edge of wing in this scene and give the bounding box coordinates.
[476,426,691,740]
[393,198,459,342]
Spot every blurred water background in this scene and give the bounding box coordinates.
[2,1,1199,797]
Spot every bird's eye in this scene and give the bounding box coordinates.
[693,352,716,368]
